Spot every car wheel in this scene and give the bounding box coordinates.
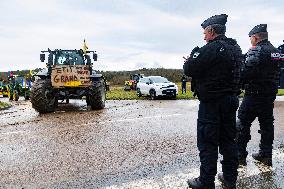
[171,94,177,100]
[149,90,156,100]
[137,88,142,97]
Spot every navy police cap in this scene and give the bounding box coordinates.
[248,24,267,36]
[201,14,228,29]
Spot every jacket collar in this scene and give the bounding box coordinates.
[208,34,227,43]
[256,39,269,45]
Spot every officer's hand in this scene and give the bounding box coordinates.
[183,56,190,63]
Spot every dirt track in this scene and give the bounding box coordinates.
[0,97,284,189]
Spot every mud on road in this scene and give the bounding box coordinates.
[0,97,284,189]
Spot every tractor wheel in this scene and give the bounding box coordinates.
[13,91,19,101]
[8,93,13,101]
[24,91,30,100]
[86,96,90,106]
[8,88,13,101]
[149,90,156,100]
[136,88,142,97]
[89,78,106,110]
[30,79,57,113]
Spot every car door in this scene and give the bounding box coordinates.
[146,78,154,95]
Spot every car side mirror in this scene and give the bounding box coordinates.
[40,54,45,62]
[93,53,97,61]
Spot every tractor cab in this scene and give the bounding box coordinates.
[39,49,98,88]
[31,45,106,113]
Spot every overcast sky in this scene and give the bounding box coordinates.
[0,0,283,71]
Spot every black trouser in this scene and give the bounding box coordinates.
[236,95,275,157]
[197,95,239,185]
[182,83,186,94]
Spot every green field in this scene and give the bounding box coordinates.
[0,101,10,109]
[106,82,195,100]
[106,83,284,100]
[278,89,284,96]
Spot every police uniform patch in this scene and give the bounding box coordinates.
[271,53,284,60]
[193,52,200,58]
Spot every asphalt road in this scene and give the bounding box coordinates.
[0,97,284,189]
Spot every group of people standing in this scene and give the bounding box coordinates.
[183,14,283,189]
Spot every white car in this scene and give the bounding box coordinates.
[136,76,178,99]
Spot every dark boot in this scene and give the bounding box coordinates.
[238,156,247,166]
[187,177,215,189]
[217,173,236,189]
[237,151,247,166]
[252,152,272,166]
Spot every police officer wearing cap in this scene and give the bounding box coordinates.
[183,14,242,189]
[236,24,281,167]
[278,41,284,88]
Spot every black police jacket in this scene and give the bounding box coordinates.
[242,39,281,96]
[183,35,243,102]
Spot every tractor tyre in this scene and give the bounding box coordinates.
[8,88,13,101]
[13,91,19,101]
[30,79,57,113]
[89,78,106,110]
[9,93,13,101]
[24,91,30,100]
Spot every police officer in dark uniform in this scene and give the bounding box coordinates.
[278,40,284,53]
[183,14,242,189]
[236,24,281,166]
[277,41,284,89]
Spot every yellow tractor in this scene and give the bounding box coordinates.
[124,74,144,91]
[0,81,8,97]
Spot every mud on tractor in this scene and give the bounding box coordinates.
[30,48,106,113]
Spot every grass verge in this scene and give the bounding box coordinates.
[106,83,195,100]
[106,83,284,100]
[0,101,11,109]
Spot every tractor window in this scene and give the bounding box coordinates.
[57,56,67,65]
[55,51,84,65]
[132,75,140,82]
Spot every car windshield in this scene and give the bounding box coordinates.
[150,77,170,83]
[55,51,84,65]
